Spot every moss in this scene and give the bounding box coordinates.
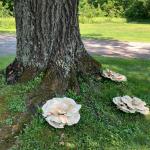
[77,52,102,76]
[19,67,38,83]
[0,112,31,149]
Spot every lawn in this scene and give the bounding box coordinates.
[0,56,150,149]
[0,17,150,42]
[0,18,16,34]
[80,23,150,42]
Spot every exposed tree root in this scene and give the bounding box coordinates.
[0,112,31,150]
[3,53,102,148]
[6,59,24,84]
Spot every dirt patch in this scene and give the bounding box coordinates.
[0,96,9,122]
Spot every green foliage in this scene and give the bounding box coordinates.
[66,90,82,102]
[0,0,150,20]
[125,0,149,19]
[79,0,150,19]
[8,95,26,113]
[0,2,11,17]
[5,117,13,125]
[102,0,124,17]
[79,0,105,18]
[0,0,13,15]
[145,0,150,18]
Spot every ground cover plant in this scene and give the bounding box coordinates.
[0,56,44,149]
[0,56,150,149]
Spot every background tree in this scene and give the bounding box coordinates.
[1,0,150,19]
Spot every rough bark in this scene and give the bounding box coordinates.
[6,0,101,96]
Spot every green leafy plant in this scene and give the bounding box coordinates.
[8,95,26,113]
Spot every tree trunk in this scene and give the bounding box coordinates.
[6,0,101,98]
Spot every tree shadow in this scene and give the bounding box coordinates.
[81,33,114,41]
[82,38,150,59]
[126,18,150,25]
[0,31,16,35]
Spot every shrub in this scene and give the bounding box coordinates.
[102,0,124,17]
[125,0,148,19]
[0,2,11,17]
[79,1,105,18]
[146,0,150,17]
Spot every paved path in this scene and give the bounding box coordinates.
[0,34,16,56]
[0,35,150,59]
[83,39,150,59]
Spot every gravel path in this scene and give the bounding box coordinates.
[0,35,150,59]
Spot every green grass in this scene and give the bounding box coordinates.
[0,17,150,42]
[1,56,150,149]
[0,56,43,127]
[80,23,150,42]
[79,16,127,24]
[0,55,15,70]
[0,17,16,34]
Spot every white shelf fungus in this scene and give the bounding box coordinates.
[113,96,149,115]
[102,69,127,82]
[42,97,81,128]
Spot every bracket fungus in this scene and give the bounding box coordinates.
[102,69,127,82]
[113,96,149,115]
[42,97,81,128]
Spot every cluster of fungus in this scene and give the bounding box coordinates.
[113,95,149,115]
[42,97,81,128]
[42,69,149,128]
[102,69,127,82]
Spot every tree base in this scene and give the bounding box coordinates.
[3,53,102,148]
[27,53,102,112]
[6,53,102,111]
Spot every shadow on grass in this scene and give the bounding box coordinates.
[126,18,150,24]
[81,33,114,41]
[0,31,16,35]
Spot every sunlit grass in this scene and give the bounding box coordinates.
[0,55,14,70]
[80,23,150,42]
[79,16,127,24]
[0,18,15,34]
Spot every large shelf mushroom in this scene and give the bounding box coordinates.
[102,69,127,82]
[42,97,81,128]
[113,95,149,115]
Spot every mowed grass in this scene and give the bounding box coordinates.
[0,17,16,34]
[0,17,150,42]
[0,56,150,149]
[80,23,150,42]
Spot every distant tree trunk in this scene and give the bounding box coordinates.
[6,0,101,98]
